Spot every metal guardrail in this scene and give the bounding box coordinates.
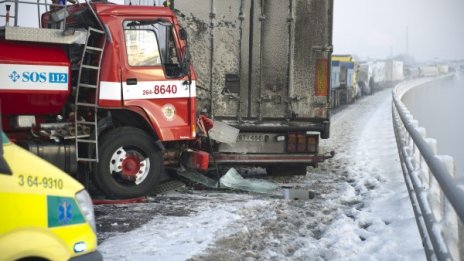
[392,78,464,261]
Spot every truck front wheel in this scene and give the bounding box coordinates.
[95,127,162,199]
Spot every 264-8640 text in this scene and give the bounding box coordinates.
[143,84,177,96]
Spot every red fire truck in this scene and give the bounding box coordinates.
[0,0,333,199]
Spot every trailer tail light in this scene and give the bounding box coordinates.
[297,135,306,152]
[287,133,319,154]
[306,134,319,154]
[287,134,297,152]
[315,59,329,97]
[287,134,306,153]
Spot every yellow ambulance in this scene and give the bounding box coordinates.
[0,132,102,261]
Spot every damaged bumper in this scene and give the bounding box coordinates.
[213,151,335,165]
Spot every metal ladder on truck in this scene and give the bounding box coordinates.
[74,26,106,163]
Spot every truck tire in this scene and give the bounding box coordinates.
[95,127,162,199]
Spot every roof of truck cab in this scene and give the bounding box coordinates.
[332,55,355,62]
[94,3,176,17]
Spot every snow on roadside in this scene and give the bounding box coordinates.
[310,88,426,260]
[192,90,425,260]
[99,196,270,260]
[190,88,426,260]
[98,88,426,260]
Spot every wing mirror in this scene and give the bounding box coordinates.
[179,28,188,41]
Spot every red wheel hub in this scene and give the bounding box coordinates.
[110,147,150,185]
[121,155,141,177]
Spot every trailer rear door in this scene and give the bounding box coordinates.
[178,0,332,124]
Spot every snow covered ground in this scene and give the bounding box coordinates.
[96,88,426,260]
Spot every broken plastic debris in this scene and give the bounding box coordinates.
[282,188,315,200]
[174,168,279,194]
[208,120,239,144]
[219,168,279,194]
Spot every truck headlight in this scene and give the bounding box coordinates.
[76,189,97,233]
[15,115,36,128]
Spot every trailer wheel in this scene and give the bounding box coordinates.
[95,127,162,199]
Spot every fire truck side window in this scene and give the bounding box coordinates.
[123,20,182,77]
[123,21,161,66]
[154,24,179,66]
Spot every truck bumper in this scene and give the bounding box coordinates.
[213,151,335,165]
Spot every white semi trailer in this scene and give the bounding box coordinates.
[125,0,335,174]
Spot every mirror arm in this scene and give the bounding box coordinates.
[188,66,192,85]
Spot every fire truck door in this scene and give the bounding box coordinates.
[120,20,193,141]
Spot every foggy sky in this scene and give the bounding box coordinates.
[333,0,464,62]
[3,0,464,62]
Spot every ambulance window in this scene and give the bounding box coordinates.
[124,21,161,66]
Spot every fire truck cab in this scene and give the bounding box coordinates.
[0,1,196,199]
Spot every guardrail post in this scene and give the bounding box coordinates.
[411,120,420,165]
[426,138,442,223]
[404,113,413,145]
[438,155,461,261]
[417,127,429,188]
